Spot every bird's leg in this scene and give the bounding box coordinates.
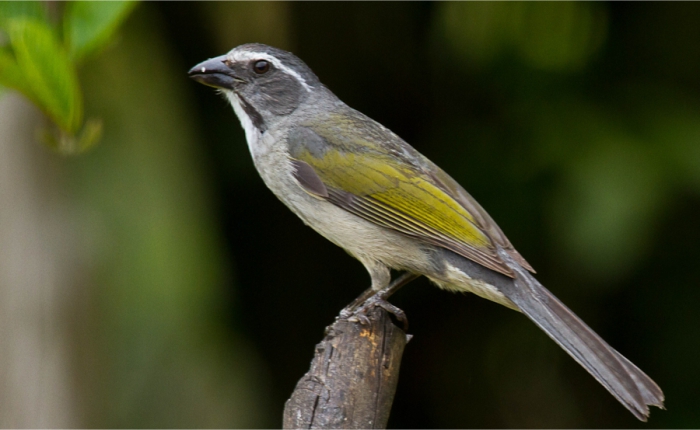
[375,272,421,301]
[340,287,378,317]
[339,261,390,319]
[340,272,421,330]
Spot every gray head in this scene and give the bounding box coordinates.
[189,44,323,133]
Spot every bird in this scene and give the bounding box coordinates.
[189,43,664,421]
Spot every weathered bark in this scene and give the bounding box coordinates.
[283,307,409,429]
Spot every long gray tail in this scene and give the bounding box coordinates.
[434,247,665,419]
[493,248,664,421]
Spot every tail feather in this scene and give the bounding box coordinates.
[611,348,665,408]
[495,249,664,421]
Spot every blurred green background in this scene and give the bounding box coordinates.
[1,2,699,428]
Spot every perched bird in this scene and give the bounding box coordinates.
[189,43,664,421]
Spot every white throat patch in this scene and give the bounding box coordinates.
[224,90,260,152]
[228,50,313,93]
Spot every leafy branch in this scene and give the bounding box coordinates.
[0,1,137,154]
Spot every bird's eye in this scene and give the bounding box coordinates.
[253,60,270,74]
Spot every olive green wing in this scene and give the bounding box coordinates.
[419,157,535,273]
[287,123,531,277]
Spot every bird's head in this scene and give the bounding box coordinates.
[189,43,321,133]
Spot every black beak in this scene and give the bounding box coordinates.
[188,55,238,90]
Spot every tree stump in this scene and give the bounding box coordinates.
[283,306,409,429]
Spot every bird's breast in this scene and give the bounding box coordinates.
[245,130,433,274]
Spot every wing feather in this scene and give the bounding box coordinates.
[325,188,514,276]
[288,120,533,277]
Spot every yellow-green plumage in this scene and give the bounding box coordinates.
[298,148,489,245]
[288,112,532,277]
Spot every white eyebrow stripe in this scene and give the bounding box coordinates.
[230,51,312,93]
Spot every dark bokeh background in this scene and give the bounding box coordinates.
[2,2,700,428]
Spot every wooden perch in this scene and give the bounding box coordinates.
[283,306,410,429]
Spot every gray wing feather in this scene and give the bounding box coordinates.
[291,159,329,198]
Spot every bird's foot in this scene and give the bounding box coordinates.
[346,294,409,331]
[338,272,419,331]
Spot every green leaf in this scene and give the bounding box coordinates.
[40,117,103,155]
[0,47,36,101]
[6,18,82,133]
[76,117,103,152]
[0,1,47,28]
[63,1,138,61]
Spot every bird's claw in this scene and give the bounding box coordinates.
[342,295,409,331]
[347,313,371,326]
